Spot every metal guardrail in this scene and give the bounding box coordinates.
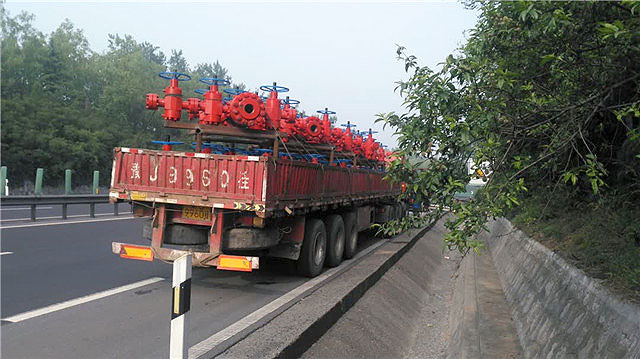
[0,194,118,221]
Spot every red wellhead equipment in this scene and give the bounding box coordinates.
[295,116,324,143]
[227,92,267,130]
[145,72,192,121]
[340,122,356,152]
[260,83,289,130]
[363,129,380,160]
[317,108,335,144]
[352,131,365,157]
[144,71,391,166]
[196,78,230,125]
[280,97,299,141]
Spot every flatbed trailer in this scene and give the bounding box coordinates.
[110,146,404,277]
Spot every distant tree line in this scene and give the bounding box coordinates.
[1,8,244,187]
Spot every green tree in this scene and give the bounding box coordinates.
[378,1,640,254]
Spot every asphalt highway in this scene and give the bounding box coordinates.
[0,211,382,358]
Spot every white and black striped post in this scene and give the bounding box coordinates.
[170,254,192,359]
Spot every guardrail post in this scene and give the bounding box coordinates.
[170,254,192,359]
[92,171,99,194]
[90,171,99,218]
[32,168,44,221]
[65,169,72,194]
[35,168,43,195]
[0,166,7,197]
[63,169,71,219]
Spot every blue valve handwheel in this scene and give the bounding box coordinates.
[259,84,289,93]
[199,77,230,86]
[158,72,191,81]
[317,109,336,115]
[283,99,300,105]
[152,140,184,145]
[223,88,245,96]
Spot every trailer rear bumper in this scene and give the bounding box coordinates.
[111,242,259,270]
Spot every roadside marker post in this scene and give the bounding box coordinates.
[33,168,44,221]
[92,170,100,194]
[63,169,72,219]
[170,254,192,359]
[64,169,72,194]
[34,168,43,195]
[91,171,100,217]
[1,166,7,197]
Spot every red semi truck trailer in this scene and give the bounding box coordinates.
[109,73,405,277]
[109,146,404,277]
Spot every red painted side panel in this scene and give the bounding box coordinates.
[264,159,396,205]
[112,148,265,202]
[111,148,398,209]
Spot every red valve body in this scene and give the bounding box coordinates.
[265,91,282,130]
[352,135,364,156]
[162,79,184,121]
[279,104,298,140]
[330,128,346,151]
[321,113,332,144]
[227,92,266,130]
[199,85,226,125]
[295,116,324,143]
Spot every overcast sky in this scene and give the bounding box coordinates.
[5,1,478,147]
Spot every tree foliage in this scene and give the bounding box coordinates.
[1,9,243,187]
[378,1,640,254]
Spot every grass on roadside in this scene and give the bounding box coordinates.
[507,188,640,303]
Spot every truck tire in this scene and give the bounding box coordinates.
[324,214,345,267]
[394,204,402,221]
[342,211,358,259]
[297,218,327,277]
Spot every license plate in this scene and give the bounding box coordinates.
[181,206,211,221]
[130,191,147,200]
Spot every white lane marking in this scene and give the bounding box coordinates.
[1,212,132,223]
[0,252,13,255]
[0,216,137,229]
[188,237,390,359]
[2,277,165,323]
[0,207,53,211]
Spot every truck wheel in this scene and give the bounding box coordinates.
[394,204,402,221]
[342,211,358,259]
[325,214,345,267]
[297,218,327,277]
